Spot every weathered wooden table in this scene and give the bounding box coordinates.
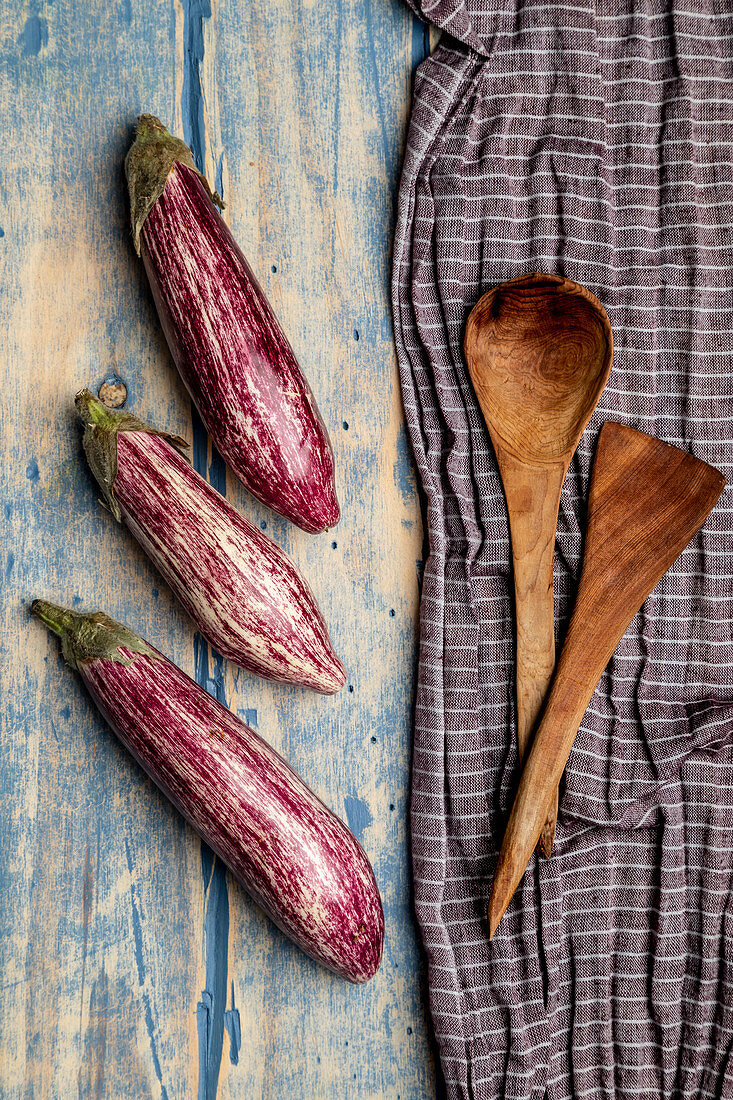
[1,2,440,1096]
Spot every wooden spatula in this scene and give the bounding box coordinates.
[487,421,726,938]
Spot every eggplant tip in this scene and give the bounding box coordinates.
[320,660,347,695]
[29,598,75,640]
[302,500,341,535]
[30,597,57,622]
[351,919,385,984]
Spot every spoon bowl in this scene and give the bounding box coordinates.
[465,273,612,465]
[465,273,612,856]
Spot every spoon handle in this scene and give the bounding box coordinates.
[496,449,567,856]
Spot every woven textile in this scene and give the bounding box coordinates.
[391,2,733,1097]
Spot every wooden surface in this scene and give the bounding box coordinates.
[464,274,613,857]
[0,2,439,1097]
[487,422,726,937]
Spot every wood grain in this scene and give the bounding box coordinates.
[0,1,438,1096]
[464,274,612,856]
[488,421,726,936]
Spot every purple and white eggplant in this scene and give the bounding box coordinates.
[32,601,383,983]
[76,389,345,694]
[125,114,339,534]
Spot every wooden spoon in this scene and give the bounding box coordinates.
[464,273,613,856]
[487,421,726,937]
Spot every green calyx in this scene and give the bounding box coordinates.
[125,113,224,255]
[31,600,159,672]
[75,388,188,523]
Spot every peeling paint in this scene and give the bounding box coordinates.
[393,424,416,506]
[181,0,211,177]
[223,981,241,1065]
[215,152,225,204]
[410,12,431,76]
[123,839,170,1100]
[19,15,48,57]
[196,846,229,1100]
[194,636,231,1100]
[344,795,373,841]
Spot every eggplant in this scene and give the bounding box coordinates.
[75,390,345,694]
[32,600,383,983]
[125,114,339,534]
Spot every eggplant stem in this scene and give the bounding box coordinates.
[30,600,159,671]
[30,599,78,638]
[75,388,118,430]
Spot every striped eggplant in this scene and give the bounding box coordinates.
[32,601,384,983]
[76,390,345,694]
[125,114,339,534]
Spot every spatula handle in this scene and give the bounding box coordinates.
[487,614,607,938]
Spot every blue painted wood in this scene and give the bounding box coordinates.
[0,0,439,1096]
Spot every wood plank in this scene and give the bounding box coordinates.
[0,0,436,1096]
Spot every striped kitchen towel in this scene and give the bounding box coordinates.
[392,1,733,1097]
